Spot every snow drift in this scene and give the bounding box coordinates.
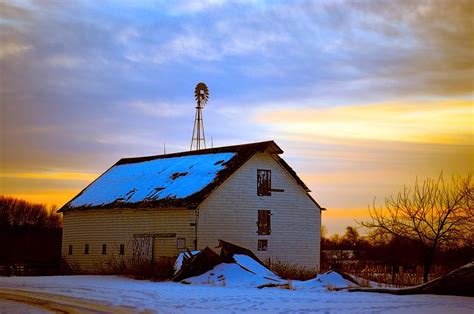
[292,270,359,290]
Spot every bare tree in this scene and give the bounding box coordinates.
[343,226,360,248]
[0,196,63,229]
[321,225,328,239]
[361,173,473,283]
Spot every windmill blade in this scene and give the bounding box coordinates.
[194,82,209,107]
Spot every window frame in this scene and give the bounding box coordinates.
[102,244,107,255]
[258,239,268,251]
[257,209,272,235]
[257,169,272,196]
[177,237,186,250]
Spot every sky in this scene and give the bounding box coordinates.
[1,0,473,235]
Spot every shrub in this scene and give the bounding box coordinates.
[266,260,317,281]
[93,256,175,281]
[61,258,82,275]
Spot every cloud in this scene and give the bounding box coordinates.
[125,23,289,65]
[255,100,473,145]
[168,0,228,14]
[126,101,188,117]
[0,171,97,181]
[346,0,474,96]
[94,134,163,148]
[117,27,140,44]
[157,31,222,63]
[3,190,80,207]
[0,2,31,21]
[0,42,32,59]
[47,55,84,68]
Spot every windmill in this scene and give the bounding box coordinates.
[190,82,209,150]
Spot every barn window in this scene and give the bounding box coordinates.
[258,240,268,251]
[84,244,89,254]
[68,245,73,255]
[177,238,186,250]
[102,244,107,255]
[119,244,125,255]
[257,169,271,196]
[257,210,271,235]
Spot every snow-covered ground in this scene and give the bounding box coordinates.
[182,254,285,287]
[0,275,473,313]
[291,271,358,290]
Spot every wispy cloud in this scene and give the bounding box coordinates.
[167,0,229,14]
[0,2,31,21]
[4,190,81,207]
[94,134,163,148]
[116,27,140,44]
[0,171,97,181]
[126,101,188,117]
[47,55,84,68]
[256,100,473,145]
[0,42,32,59]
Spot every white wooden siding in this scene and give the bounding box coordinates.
[62,208,195,272]
[153,237,178,258]
[197,152,321,270]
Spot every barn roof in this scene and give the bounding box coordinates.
[59,140,318,212]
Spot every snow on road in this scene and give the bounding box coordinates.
[0,275,472,313]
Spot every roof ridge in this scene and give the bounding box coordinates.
[116,140,282,166]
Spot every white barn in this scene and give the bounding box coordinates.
[59,141,323,272]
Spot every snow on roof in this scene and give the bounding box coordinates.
[68,152,235,209]
[174,250,201,275]
[233,254,281,281]
[59,140,319,212]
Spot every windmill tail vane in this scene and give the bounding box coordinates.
[190,82,209,151]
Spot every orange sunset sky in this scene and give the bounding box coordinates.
[1,1,473,235]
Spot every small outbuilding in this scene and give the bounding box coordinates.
[59,141,323,272]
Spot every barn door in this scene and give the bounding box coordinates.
[132,236,153,265]
[153,237,177,261]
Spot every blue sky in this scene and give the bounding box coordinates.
[1,0,473,234]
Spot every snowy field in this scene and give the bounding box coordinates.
[0,275,473,313]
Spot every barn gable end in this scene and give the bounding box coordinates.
[197,152,321,269]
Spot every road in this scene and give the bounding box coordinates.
[0,298,53,314]
[0,288,134,314]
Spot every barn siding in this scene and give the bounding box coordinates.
[197,152,321,270]
[62,208,195,272]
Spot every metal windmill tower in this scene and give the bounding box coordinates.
[190,82,209,150]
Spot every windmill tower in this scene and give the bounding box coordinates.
[190,82,209,150]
